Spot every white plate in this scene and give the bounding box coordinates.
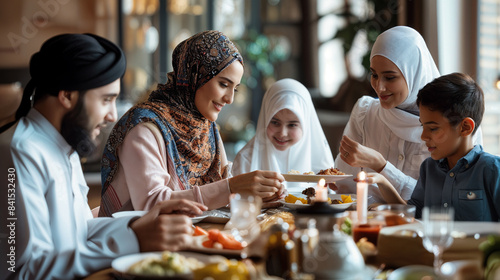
[281,201,309,209]
[281,194,357,210]
[282,174,353,183]
[328,194,357,210]
[191,215,209,224]
[112,251,226,279]
[440,260,482,279]
[387,265,436,280]
[112,212,209,224]
[111,211,148,218]
[187,235,243,258]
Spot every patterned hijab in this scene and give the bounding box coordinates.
[100,31,243,213]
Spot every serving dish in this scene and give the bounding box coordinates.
[112,251,225,279]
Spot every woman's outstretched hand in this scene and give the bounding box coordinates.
[339,135,387,172]
[228,170,285,201]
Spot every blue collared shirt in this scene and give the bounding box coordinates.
[408,145,500,221]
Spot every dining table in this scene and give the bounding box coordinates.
[82,203,500,280]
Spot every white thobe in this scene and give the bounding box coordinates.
[6,109,139,280]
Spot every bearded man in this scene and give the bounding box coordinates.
[3,33,206,280]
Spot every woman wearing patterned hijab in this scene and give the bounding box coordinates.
[99,30,284,217]
[334,26,482,204]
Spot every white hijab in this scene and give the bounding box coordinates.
[233,78,334,174]
[370,26,440,143]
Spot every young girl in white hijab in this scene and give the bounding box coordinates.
[232,78,334,193]
[334,26,482,204]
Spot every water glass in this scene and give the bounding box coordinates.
[421,206,454,277]
[225,193,262,245]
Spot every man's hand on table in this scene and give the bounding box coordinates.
[130,199,208,252]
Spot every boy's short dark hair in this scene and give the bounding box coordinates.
[416,72,484,134]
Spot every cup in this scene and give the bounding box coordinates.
[352,223,382,246]
[421,206,454,276]
[225,193,262,245]
[374,204,416,226]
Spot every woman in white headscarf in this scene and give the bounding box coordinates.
[335,26,437,204]
[232,78,334,193]
[335,26,483,204]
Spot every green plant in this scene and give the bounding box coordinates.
[234,29,290,88]
[333,0,398,73]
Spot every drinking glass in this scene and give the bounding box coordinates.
[225,193,262,245]
[421,206,454,277]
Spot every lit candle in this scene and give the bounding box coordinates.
[357,171,368,224]
[315,178,327,202]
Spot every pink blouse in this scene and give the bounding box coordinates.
[106,123,231,211]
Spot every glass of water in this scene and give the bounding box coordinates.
[421,206,454,277]
[225,193,262,245]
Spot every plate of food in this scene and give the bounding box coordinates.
[191,214,209,224]
[283,167,352,183]
[112,251,226,279]
[281,192,357,210]
[187,228,244,258]
[281,200,309,209]
[328,194,357,210]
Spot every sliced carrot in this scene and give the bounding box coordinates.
[193,226,208,236]
[217,232,244,250]
[202,239,214,248]
[207,229,221,241]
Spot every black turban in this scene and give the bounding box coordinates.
[16,33,126,119]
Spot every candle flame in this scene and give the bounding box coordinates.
[319,178,325,187]
[358,171,366,181]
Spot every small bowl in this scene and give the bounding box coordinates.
[388,265,436,280]
[374,204,416,226]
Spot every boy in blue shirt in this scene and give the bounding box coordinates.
[371,72,500,221]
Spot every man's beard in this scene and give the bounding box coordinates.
[60,96,96,158]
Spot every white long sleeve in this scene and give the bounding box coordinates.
[334,97,429,203]
[7,110,140,280]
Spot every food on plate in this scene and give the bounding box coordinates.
[284,193,307,204]
[301,187,336,204]
[331,194,354,204]
[301,187,317,204]
[340,217,352,235]
[287,170,315,175]
[384,214,411,226]
[193,259,249,280]
[260,211,295,232]
[356,237,377,258]
[288,168,346,176]
[317,167,346,175]
[127,251,204,276]
[284,193,353,206]
[201,229,244,250]
[193,226,208,236]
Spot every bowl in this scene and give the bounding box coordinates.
[374,204,416,226]
[387,265,436,280]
